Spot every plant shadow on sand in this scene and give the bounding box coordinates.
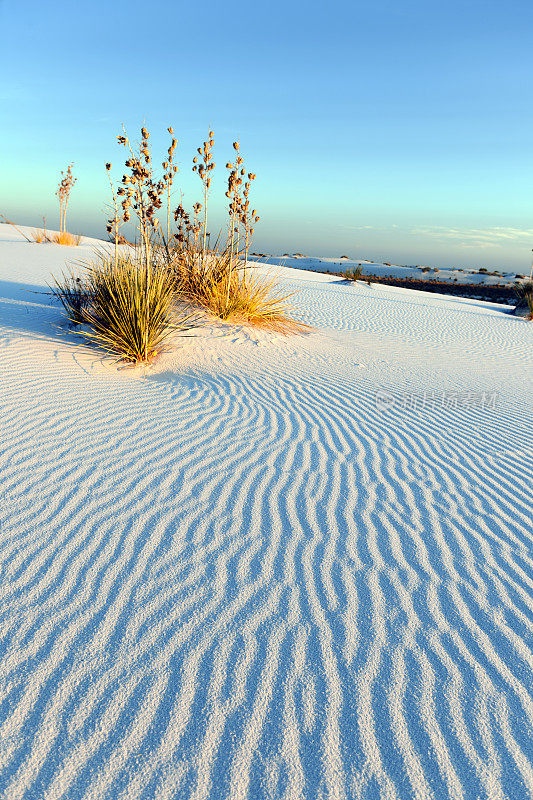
[0,280,71,342]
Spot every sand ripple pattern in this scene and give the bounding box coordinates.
[0,276,532,800]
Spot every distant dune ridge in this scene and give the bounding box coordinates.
[0,225,532,799]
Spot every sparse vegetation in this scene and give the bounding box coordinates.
[79,255,184,362]
[50,231,81,246]
[56,165,76,233]
[31,218,49,243]
[52,123,306,363]
[344,265,364,282]
[31,226,80,246]
[188,264,305,332]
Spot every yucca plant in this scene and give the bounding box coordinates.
[189,257,308,333]
[345,265,364,282]
[56,164,77,236]
[81,255,185,362]
[53,254,190,363]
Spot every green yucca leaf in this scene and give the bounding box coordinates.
[55,255,192,363]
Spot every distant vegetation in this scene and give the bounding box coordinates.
[344,265,364,282]
[2,164,80,246]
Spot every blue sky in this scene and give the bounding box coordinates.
[1,0,532,271]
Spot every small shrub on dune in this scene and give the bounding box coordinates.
[32,228,48,243]
[189,259,308,333]
[77,255,185,363]
[166,137,306,331]
[345,265,363,282]
[50,231,81,246]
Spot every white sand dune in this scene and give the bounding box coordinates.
[252,254,519,286]
[0,225,532,800]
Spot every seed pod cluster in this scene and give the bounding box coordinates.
[105,124,259,277]
[56,164,77,235]
[192,131,215,190]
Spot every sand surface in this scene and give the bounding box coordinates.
[0,225,532,799]
[251,254,519,285]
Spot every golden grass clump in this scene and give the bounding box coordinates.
[344,265,364,282]
[81,256,183,363]
[54,255,189,363]
[187,257,308,333]
[50,231,81,246]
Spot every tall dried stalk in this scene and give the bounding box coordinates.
[56,165,76,234]
[239,171,259,271]
[192,130,215,270]
[164,127,178,245]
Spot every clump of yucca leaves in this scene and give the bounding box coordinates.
[80,256,180,362]
[53,123,306,364]
[344,265,364,282]
[53,255,187,363]
[190,267,307,332]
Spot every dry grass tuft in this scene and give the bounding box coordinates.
[50,231,81,246]
[53,255,191,363]
[81,255,186,362]
[345,265,364,282]
[186,257,309,333]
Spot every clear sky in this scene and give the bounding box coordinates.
[1,0,532,271]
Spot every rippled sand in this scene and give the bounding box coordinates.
[0,226,531,799]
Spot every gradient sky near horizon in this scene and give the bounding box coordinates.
[1,0,532,271]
